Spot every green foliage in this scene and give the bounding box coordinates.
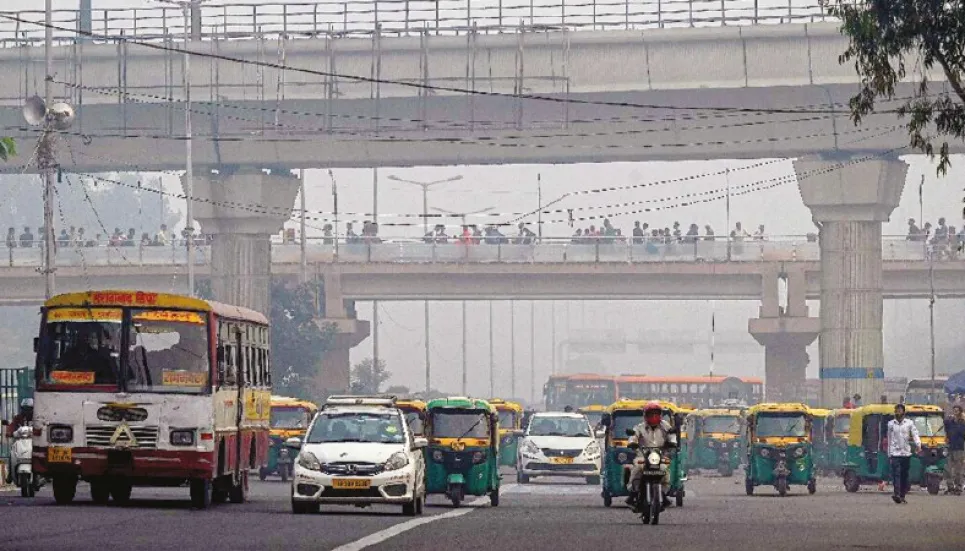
[350,357,391,395]
[834,0,965,174]
[271,280,334,403]
[0,138,15,162]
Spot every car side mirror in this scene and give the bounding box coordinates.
[284,437,302,449]
[625,428,635,437]
[412,437,428,450]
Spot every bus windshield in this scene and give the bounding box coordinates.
[755,413,807,438]
[702,416,741,434]
[909,413,946,437]
[548,380,615,410]
[127,310,210,394]
[39,308,124,387]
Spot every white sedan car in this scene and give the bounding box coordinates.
[290,397,427,515]
[516,412,602,484]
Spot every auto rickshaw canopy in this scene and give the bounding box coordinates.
[270,395,319,412]
[846,403,945,446]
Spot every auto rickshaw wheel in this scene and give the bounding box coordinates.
[490,487,500,507]
[744,478,754,496]
[776,476,788,497]
[450,486,464,507]
[807,479,817,495]
[926,475,941,495]
[258,467,268,481]
[675,489,684,507]
[602,488,612,507]
[843,470,860,493]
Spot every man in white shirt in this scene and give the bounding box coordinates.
[887,403,921,504]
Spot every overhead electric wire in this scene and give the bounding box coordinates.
[0,12,947,116]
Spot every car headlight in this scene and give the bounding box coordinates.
[48,424,73,444]
[792,447,806,458]
[297,451,322,471]
[584,441,601,456]
[616,451,629,463]
[431,450,444,463]
[647,451,661,466]
[384,451,409,471]
[170,429,195,446]
[521,440,541,456]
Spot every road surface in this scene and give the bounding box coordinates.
[1,471,962,550]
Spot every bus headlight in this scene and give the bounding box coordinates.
[170,430,195,446]
[48,425,73,444]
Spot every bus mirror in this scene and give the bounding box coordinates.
[33,337,39,353]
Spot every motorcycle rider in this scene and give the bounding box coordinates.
[627,401,677,511]
[4,398,33,483]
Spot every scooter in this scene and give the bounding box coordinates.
[11,425,43,497]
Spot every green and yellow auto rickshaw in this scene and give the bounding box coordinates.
[599,399,687,508]
[425,397,501,507]
[689,408,743,477]
[578,405,608,435]
[262,396,317,481]
[744,403,816,496]
[809,408,833,475]
[397,399,427,437]
[489,399,524,468]
[828,409,854,475]
[842,404,947,495]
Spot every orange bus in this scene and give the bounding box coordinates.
[543,374,617,411]
[615,375,763,408]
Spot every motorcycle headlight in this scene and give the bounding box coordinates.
[297,451,322,471]
[793,447,805,458]
[384,451,409,471]
[48,424,73,444]
[584,441,601,456]
[760,448,770,458]
[647,451,661,466]
[431,450,444,463]
[522,440,541,456]
[616,452,629,464]
[170,429,195,446]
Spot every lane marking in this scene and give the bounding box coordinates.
[330,484,516,551]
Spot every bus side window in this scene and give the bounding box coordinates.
[224,345,237,386]
[264,349,272,387]
[216,345,226,387]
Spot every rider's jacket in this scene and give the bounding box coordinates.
[629,419,674,453]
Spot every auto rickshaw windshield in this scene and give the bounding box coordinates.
[582,411,604,428]
[755,413,807,438]
[833,414,851,434]
[431,410,491,438]
[702,416,740,434]
[404,411,425,435]
[610,411,672,437]
[271,407,311,429]
[910,413,946,437]
[497,410,518,429]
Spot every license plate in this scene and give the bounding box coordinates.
[47,446,72,463]
[332,478,371,490]
[641,469,663,477]
[551,457,574,464]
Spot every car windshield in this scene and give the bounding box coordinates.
[126,310,210,394]
[529,416,592,437]
[430,410,490,438]
[39,308,124,387]
[498,410,518,429]
[834,414,851,434]
[755,413,807,438]
[909,413,946,437]
[702,416,741,434]
[306,411,405,444]
[271,407,312,429]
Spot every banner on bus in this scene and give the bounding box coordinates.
[133,311,205,325]
[161,371,208,387]
[47,308,122,323]
[49,371,96,385]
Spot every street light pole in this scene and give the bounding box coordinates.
[510,301,516,400]
[183,1,195,296]
[929,247,936,404]
[530,300,535,404]
[43,0,54,299]
[489,300,495,397]
[462,300,468,395]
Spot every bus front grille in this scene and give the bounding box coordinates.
[85,425,160,449]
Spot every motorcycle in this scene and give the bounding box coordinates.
[11,425,43,497]
[629,442,668,525]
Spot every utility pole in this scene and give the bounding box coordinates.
[929,247,936,404]
[489,301,495,397]
[372,168,379,370]
[510,301,516,399]
[43,0,54,299]
[462,301,468,395]
[299,169,307,283]
[530,300,536,404]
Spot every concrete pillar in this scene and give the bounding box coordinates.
[314,272,371,397]
[794,157,907,408]
[79,0,92,41]
[184,168,299,315]
[750,266,819,403]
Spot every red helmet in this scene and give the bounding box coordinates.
[644,401,662,427]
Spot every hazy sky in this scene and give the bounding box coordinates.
[4,1,963,401]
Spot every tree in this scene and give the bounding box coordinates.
[271,280,334,403]
[350,357,391,395]
[0,138,14,162]
[385,385,411,396]
[834,0,965,174]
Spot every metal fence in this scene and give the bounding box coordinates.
[0,367,33,461]
[0,0,834,47]
[0,235,953,268]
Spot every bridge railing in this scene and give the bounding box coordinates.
[0,235,952,268]
[0,0,833,47]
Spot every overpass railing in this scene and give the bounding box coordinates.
[0,0,833,47]
[0,235,953,268]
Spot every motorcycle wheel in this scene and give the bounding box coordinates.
[258,467,268,482]
[280,466,289,483]
[649,484,661,525]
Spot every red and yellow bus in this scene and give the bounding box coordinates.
[32,290,271,509]
[543,374,618,411]
[615,375,763,408]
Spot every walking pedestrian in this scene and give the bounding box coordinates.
[887,403,921,504]
[944,405,965,495]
